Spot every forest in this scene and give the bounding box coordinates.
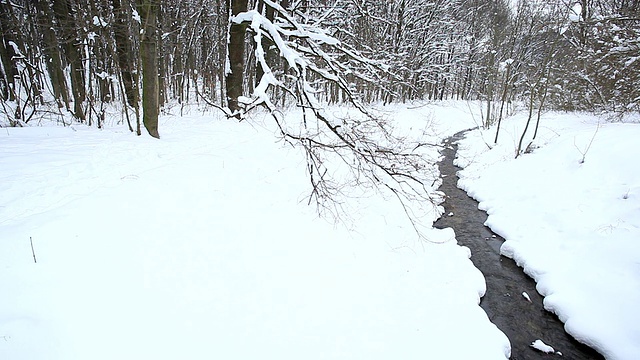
[0,0,638,133]
[1,1,640,359]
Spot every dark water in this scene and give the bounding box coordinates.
[433,131,603,360]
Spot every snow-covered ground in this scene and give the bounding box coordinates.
[456,111,640,360]
[0,104,510,360]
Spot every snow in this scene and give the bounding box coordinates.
[0,104,509,359]
[6,100,635,359]
[531,339,556,354]
[7,41,23,59]
[498,59,514,73]
[132,9,141,24]
[569,3,582,22]
[86,32,97,42]
[233,10,307,72]
[92,16,107,27]
[456,111,640,360]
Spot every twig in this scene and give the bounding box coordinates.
[30,237,37,263]
[195,89,233,118]
[575,123,600,164]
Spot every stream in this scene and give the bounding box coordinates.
[433,131,604,360]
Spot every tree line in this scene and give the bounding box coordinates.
[0,0,636,228]
[0,0,637,133]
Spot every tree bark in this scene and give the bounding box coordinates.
[51,0,86,121]
[255,0,275,88]
[0,2,21,101]
[35,0,70,108]
[137,0,160,138]
[226,0,248,116]
[112,0,138,109]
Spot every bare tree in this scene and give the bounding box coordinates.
[51,0,86,121]
[137,0,160,138]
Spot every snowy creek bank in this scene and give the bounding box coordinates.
[434,131,603,360]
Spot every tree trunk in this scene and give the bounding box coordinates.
[137,0,160,138]
[112,0,138,109]
[255,0,275,88]
[35,0,70,108]
[226,0,248,116]
[0,2,21,101]
[515,86,536,158]
[156,1,166,108]
[494,62,512,143]
[51,0,86,121]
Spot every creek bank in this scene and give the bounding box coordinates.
[433,131,603,360]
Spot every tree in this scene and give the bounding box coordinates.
[551,0,640,115]
[0,1,22,102]
[51,0,86,121]
[112,0,138,110]
[111,0,141,134]
[35,0,70,110]
[137,0,160,138]
[225,0,249,116]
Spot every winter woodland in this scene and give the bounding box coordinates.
[0,0,639,359]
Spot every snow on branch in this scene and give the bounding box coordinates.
[228,3,435,235]
[231,3,397,116]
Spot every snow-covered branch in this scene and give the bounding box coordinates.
[227,3,434,232]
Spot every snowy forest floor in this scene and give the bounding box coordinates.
[0,102,638,359]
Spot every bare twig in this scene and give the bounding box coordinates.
[575,123,600,164]
[30,237,37,264]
